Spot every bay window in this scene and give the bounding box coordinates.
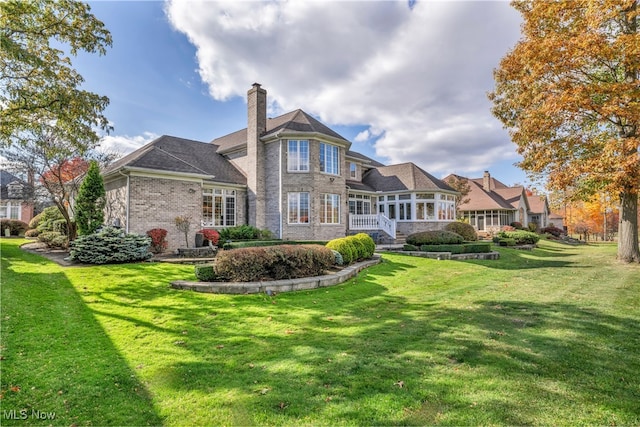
[320,143,339,175]
[288,140,309,172]
[288,192,309,224]
[320,193,340,224]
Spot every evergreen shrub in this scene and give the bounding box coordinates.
[406,230,464,246]
[353,233,376,258]
[28,213,43,230]
[69,226,152,264]
[331,249,344,266]
[445,222,478,241]
[493,230,540,245]
[0,219,28,236]
[25,229,40,237]
[194,264,217,282]
[326,238,355,264]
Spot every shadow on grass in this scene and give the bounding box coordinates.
[150,274,639,425]
[0,247,163,426]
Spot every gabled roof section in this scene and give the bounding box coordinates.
[1,170,27,200]
[103,135,246,185]
[362,162,456,193]
[456,175,526,211]
[213,109,349,153]
[528,194,549,214]
[346,150,386,167]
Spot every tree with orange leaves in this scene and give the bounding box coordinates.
[490,1,639,262]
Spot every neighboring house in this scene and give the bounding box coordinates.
[527,194,551,230]
[0,170,34,223]
[103,84,458,249]
[448,171,550,234]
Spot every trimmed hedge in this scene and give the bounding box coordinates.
[406,230,464,246]
[194,264,217,282]
[69,226,152,264]
[419,243,491,254]
[222,240,328,250]
[445,222,478,241]
[493,230,540,245]
[0,219,28,236]
[325,234,375,265]
[214,244,334,282]
[38,231,68,248]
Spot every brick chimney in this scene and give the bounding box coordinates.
[246,83,267,229]
[483,171,492,192]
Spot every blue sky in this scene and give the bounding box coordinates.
[76,0,530,186]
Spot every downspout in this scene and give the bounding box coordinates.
[118,169,130,233]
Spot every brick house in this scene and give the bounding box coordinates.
[0,170,34,224]
[448,171,550,235]
[103,84,458,249]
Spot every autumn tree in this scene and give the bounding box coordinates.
[490,0,640,262]
[444,174,472,217]
[0,0,112,149]
[1,127,116,240]
[75,160,105,236]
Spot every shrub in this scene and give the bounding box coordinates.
[510,221,523,229]
[493,230,540,245]
[25,228,40,238]
[37,206,65,233]
[498,238,517,247]
[214,245,333,282]
[406,230,464,246]
[223,240,327,250]
[331,249,344,266]
[0,219,28,236]
[326,238,356,264]
[38,231,68,248]
[349,236,368,261]
[419,243,491,253]
[28,212,43,230]
[353,233,376,258]
[528,222,538,232]
[541,225,565,238]
[198,229,220,246]
[445,222,478,241]
[219,225,262,241]
[403,244,419,251]
[52,219,68,235]
[146,228,168,253]
[69,226,152,264]
[194,264,217,282]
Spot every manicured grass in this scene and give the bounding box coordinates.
[1,237,639,426]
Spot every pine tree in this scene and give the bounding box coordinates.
[75,161,105,236]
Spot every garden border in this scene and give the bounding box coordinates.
[170,255,381,294]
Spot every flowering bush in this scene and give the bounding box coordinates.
[146,228,168,253]
[198,229,220,246]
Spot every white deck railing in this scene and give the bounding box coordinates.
[349,213,396,239]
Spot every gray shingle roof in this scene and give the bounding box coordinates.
[103,135,246,185]
[213,109,349,153]
[0,170,27,200]
[362,162,456,193]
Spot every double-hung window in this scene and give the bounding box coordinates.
[287,140,309,172]
[320,193,340,224]
[288,192,309,224]
[320,143,339,175]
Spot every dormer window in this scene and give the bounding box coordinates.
[287,140,309,172]
[320,143,339,175]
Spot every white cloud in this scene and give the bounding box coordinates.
[165,0,522,177]
[99,132,159,156]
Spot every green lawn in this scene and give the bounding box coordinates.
[1,238,639,426]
